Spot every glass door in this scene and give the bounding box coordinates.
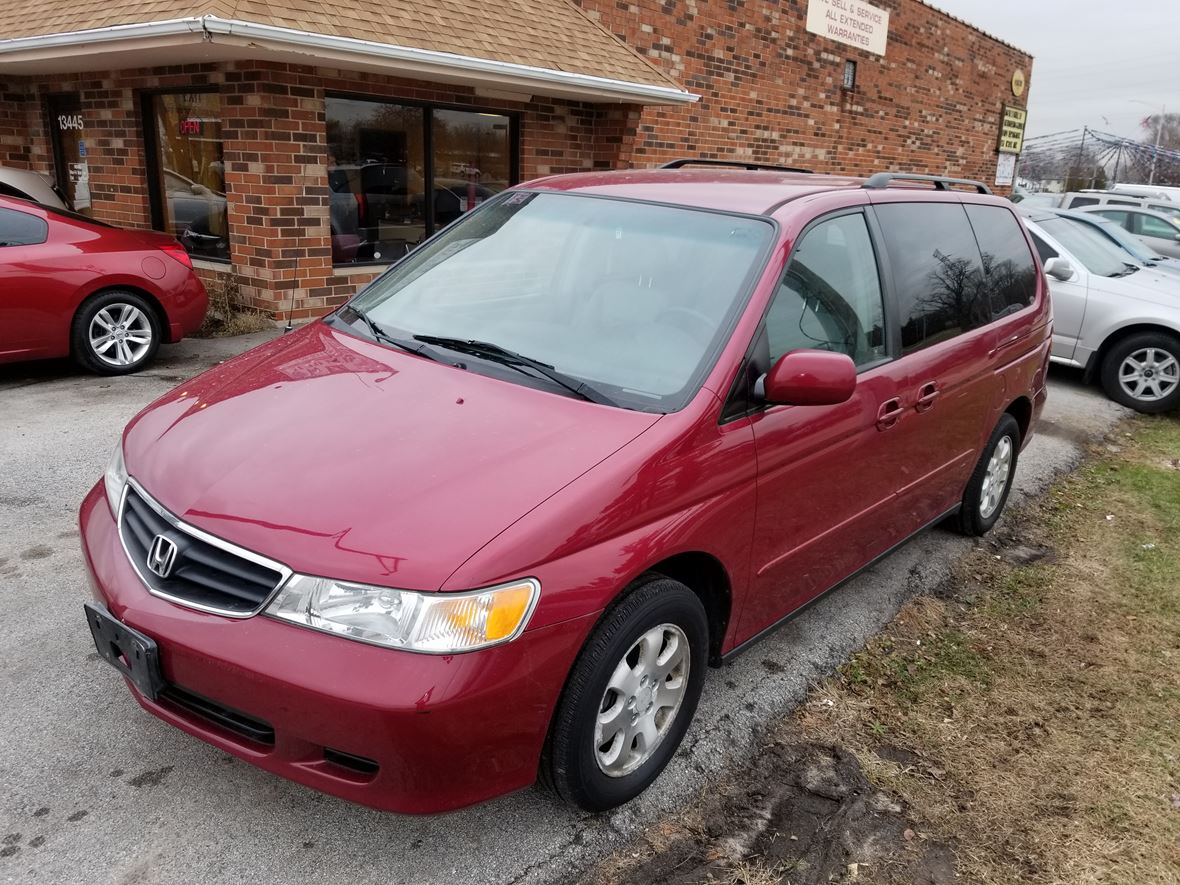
[46,94,91,214]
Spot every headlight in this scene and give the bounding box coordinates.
[265,575,539,653]
[104,441,128,514]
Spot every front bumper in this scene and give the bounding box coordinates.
[79,482,593,813]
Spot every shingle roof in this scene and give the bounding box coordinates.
[0,0,680,89]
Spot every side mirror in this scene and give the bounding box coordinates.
[760,350,857,406]
[1044,256,1075,282]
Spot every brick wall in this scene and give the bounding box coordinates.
[576,0,1031,188]
[1,1,1030,319]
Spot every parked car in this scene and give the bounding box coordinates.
[1020,207,1180,411]
[81,167,1050,815]
[1075,205,1180,259]
[0,195,208,373]
[1046,208,1180,280]
[1058,190,1180,223]
[0,164,69,209]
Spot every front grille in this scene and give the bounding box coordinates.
[159,685,275,745]
[119,484,287,616]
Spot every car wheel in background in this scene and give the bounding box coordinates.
[1099,331,1180,414]
[543,577,708,812]
[71,290,161,375]
[955,413,1020,537]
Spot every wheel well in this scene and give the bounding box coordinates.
[1085,324,1180,382]
[73,286,172,347]
[1004,396,1032,443]
[645,552,732,666]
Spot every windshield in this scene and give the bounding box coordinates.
[1081,216,1161,262]
[1038,216,1136,277]
[348,192,774,411]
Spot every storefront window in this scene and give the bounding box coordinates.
[46,94,92,215]
[326,97,515,264]
[148,92,228,260]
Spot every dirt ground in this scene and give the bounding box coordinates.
[583,413,1180,885]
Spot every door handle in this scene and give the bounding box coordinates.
[876,397,902,431]
[915,381,940,412]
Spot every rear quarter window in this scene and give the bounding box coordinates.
[873,202,988,354]
[1067,197,1099,208]
[964,205,1038,318]
[0,206,48,246]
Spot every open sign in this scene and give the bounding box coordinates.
[178,118,203,136]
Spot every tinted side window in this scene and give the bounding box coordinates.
[766,213,886,368]
[874,203,987,354]
[964,205,1037,319]
[1137,214,1179,238]
[0,207,48,246]
[1068,197,1099,208]
[1096,209,1132,229]
[1030,232,1057,264]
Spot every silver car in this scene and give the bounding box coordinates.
[1045,208,1180,280]
[1077,205,1180,259]
[1020,208,1180,412]
[0,166,68,209]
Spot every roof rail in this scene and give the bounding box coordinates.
[659,158,813,174]
[862,172,992,195]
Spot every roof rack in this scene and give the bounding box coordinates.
[659,158,813,174]
[862,172,992,195]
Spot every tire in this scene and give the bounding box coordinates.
[955,413,1020,537]
[1099,331,1180,414]
[543,577,708,812]
[71,290,161,375]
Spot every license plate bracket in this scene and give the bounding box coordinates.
[84,602,166,700]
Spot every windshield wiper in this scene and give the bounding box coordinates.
[343,308,441,362]
[413,335,619,407]
[1111,264,1141,278]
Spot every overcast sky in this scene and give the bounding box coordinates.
[931,0,1174,141]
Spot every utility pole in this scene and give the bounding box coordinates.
[1073,127,1087,191]
[1149,106,1165,185]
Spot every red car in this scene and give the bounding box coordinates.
[0,195,208,374]
[80,166,1051,814]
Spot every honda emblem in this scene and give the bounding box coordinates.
[147,534,178,579]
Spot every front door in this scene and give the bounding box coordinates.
[739,210,912,640]
[1029,230,1089,362]
[46,94,91,215]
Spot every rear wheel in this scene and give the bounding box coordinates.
[1099,332,1180,414]
[72,290,160,375]
[955,413,1020,536]
[543,577,708,811]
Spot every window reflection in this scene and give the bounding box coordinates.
[150,92,227,260]
[431,109,511,228]
[326,98,514,264]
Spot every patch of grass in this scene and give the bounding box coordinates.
[804,414,1180,884]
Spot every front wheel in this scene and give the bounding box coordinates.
[955,413,1020,536]
[1099,332,1180,413]
[543,577,708,811]
[72,290,161,375]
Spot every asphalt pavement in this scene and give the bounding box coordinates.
[0,334,1130,885]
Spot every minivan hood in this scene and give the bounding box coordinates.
[123,323,660,590]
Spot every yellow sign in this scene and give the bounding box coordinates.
[999,105,1027,154]
[1012,69,1026,97]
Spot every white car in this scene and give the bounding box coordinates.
[1020,208,1180,412]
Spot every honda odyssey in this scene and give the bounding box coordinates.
[81,166,1051,813]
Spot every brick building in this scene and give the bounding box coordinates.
[0,0,1031,320]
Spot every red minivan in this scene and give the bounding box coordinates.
[80,166,1051,813]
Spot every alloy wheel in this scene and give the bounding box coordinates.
[594,623,690,778]
[1118,347,1179,403]
[979,434,1013,519]
[89,303,154,368]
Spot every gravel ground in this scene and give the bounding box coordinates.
[0,336,1130,885]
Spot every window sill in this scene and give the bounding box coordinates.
[191,257,232,271]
